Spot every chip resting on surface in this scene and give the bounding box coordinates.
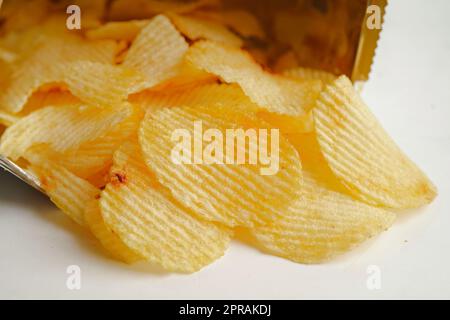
[248,172,396,264]
[30,162,99,226]
[185,40,322,116]
[313,76,437,208]
[100,141,232,273]
[84,199,142,264]
[139,105,303,227]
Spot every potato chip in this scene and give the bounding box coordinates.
[85,20,150,41]
[248,172,396,264]
[185,40,322,116]
[131,83,259,114]
[84,199,142,263]
[61,61,144,108]
[139,105,303,227]
[30,162,99,226]
[100,141,232,273]
[168,13,243,47]
[123,15,189,92]
[284,67,336,83]
[0,102,136,161]
[313,76,437,208]
[19,90,81,116]
[257,111,314,135]
[1,36,117,113]
[0,110,19,127]
[26,104,143,181]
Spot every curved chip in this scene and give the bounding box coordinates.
[100,141,232,273]
[185,40,322,116]
[139,105,303,227]
[0,36,117,113]
[123,14,189,92]
[131,83,259,114]
[85,20,150,41]
[313,76,437,208]
[168,13,243,47]
[283,67,336,84]
[249,172,396,264]
[30,162,99,226]
[62,61,144,108]
[0,102,136,161]
[0,110,19,127]
[27,104,143,181]
[84,199,142,264]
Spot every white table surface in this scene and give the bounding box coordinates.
[1,0,450,299]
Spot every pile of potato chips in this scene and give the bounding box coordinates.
[0,0,437,273]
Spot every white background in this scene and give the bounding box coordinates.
[1,0,450,299]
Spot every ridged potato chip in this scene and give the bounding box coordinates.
[123,15,189,92]
[84,199,142,264]
[26,104,143,181]
[248,172,396,264]
[313,76,437,208]
[284,67,336,83]
[30,162,99,226]
[0,102,136,161]
[139,105,303,227]
[85,20,150,41]
[131,83,259,114]
[61,61,144,108]
[185,40,322,116]
[1,36,117,113]
[100,141,232,273]
[168,13,243,47]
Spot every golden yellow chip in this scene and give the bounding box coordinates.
[139,105,303,227]
[185,40,322,116]
[131,82,259,114]
[123,14,189,92]
[30,162,99,226]
[284,67,336,84]
[85,20,150,41]
[84,199,142,264]
[0,102,136,161]
[61,61,144,108]
[313,76,437,208]
[248,172,396,264]
[1,36,117,113]
[168,13,243,47]
[26,104,143,180]
[100,141,232,273]
[0,110,20,127]
[257,111,315,135]
[19,90,81,116]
